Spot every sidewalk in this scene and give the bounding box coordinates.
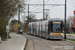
[0,33,27,50]
[66,34,75,39]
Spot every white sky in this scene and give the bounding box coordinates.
[14,0,75,22]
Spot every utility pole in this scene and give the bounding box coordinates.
[43,0,45,20]
[28,4,29,24]
[46,15,48,20]
[18,4,20,31]
[64,0,66,40]
[44,9,49,20]
[27,4,29,31]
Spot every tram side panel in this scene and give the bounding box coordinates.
[39,21,41,37]
[34,23,36,36]
[41,21,43,37]
[37,22,39,36]
[39,21,42,37]
[30,23,32,34]
[33,23,35,35]
[38,22,40,36]
[28,24,30,34]
[34,22,37,36]
[42,21,44,37]
[45,20,48,38]
[28,23,31,34]
[42,21,46,38]
[32,23,34,35]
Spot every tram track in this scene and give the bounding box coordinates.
[40,39,55,50]
[23,34,75,50]
[52,40,75,50]
[28,38,36,50]
[39,39,74,50]
[40,39,64,50]
[25,36,36,50]
[53,41,68,50]
[25,35,54,50]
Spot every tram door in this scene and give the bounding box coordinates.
[32,24,34,35]
[33,23,36,35]
[48,21,51,34]
[33,24,34,35]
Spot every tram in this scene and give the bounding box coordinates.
[28,19,63,40]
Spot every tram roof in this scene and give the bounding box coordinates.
[29,18,63,23]
[48,18,63,21]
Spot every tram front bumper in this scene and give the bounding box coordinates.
[50,35,63,39]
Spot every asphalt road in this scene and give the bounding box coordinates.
[23,33,75,50]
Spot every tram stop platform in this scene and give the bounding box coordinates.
[0,33,27,50]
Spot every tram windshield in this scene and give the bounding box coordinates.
[52,24,62,32]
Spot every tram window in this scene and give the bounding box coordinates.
[52,24,62,32]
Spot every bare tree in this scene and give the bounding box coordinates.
[66,16,74,28]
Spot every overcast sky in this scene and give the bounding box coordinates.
[13,0,75,22]
[24,0,75,19]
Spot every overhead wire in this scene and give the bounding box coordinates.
[28,0,51,13]
[25,6,42,13]
[49,0,54,4]
[35,0,39,4]
[55,0,59,4]
[30,0,41,11]
[46,0,49,4]
[25,0,59,14]
[25,6,43,14]
[25,0,40,12]
[31,0,53,12]
[26,0,58,12]
[31,0,50,12]
[30,0,44,12]
[49,0,59,9]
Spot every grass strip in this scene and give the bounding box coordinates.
[0,42,2,44]
[66,38,75,42]
[66,33,75,34]
[9,32,16,33]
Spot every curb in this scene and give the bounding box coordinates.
[21,37,27,50]
[24,39,28,50]
[18,34,27,50]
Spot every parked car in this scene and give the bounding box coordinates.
[17,30,23,34]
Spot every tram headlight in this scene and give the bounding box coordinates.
[51,33,52,35]
[61,33,63,35]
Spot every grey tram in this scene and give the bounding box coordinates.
[28,19,63,40]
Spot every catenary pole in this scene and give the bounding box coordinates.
[43,0,45,20]
[28,4,29,24]
[27,4,29,31]
[18,4,20,31]
[64,0,66,40]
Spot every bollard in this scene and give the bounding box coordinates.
[0,37,1,42]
